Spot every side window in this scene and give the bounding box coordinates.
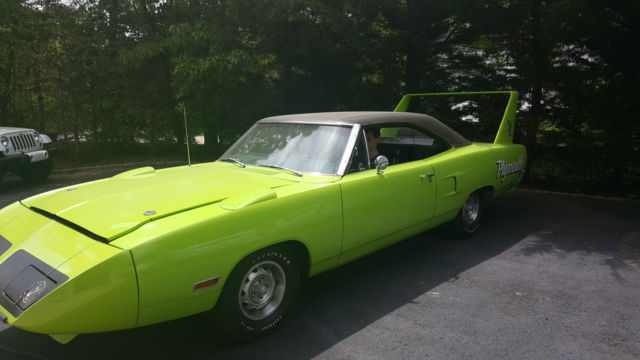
[378,126,450,165]
[346,131,370,174]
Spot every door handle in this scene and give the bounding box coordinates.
[419,173,435,183]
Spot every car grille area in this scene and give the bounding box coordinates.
[8,132,38,152]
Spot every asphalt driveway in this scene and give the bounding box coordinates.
[0,169,639,359]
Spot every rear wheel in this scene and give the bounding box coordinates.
[452,191,484,237]
[216,245,300,341]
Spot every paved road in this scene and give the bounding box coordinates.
[1,170,639,359]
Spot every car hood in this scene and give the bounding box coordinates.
[0,126,35,135]
[21,164,295,241]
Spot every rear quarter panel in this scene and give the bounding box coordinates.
[430,143,526,222]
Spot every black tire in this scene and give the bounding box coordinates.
[19,158,52,182]
[216,245,300,341]
[451,190,484,238]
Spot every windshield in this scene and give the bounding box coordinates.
[221,123,352,175]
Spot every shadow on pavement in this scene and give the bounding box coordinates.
[0,193,534,360]
[1,191,638,359]
[515,192,640,280]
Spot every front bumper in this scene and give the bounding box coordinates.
[0,150,49,174]
[0,202,138,337]
[0,249,69,318]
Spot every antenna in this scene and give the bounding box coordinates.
[182,103,192,167]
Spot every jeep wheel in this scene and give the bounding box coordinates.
[19,158,52,182]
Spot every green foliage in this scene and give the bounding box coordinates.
[0,0,637,196]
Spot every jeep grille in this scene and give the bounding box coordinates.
[8,133,38,152]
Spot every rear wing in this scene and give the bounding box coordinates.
[393,91,518,145]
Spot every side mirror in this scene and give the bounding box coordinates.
[376,155,389,174]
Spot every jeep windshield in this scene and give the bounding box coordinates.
[220,123,352,175]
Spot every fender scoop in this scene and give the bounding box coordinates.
[219,188,277,210]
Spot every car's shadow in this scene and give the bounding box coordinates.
[0,193,534,360]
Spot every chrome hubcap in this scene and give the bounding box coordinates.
[462,194,480,225]
[239,260,286,320]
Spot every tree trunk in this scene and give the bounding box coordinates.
[403,0,424,93]
[71,96,79,143]
[0,48,14,126]
[60,90,68,141]
[203,122,219,161]
[524,0,545,181]
[34,62,46,131]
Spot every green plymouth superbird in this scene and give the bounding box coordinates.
[0,92,525,343]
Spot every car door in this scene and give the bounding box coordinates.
[338,130,437,263]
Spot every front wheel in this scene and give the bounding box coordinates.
[451,191,484,237]
[19,158,52,182]
[216,246,300,341]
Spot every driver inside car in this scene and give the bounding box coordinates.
[365,127,381,168]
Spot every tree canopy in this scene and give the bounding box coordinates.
[1,0,638,196]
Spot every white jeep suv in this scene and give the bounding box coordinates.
[0,127,53,181]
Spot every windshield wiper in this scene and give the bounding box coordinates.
[258,164,303,177]
[219,157,246,168]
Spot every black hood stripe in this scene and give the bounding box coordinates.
[27,206,109,244]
